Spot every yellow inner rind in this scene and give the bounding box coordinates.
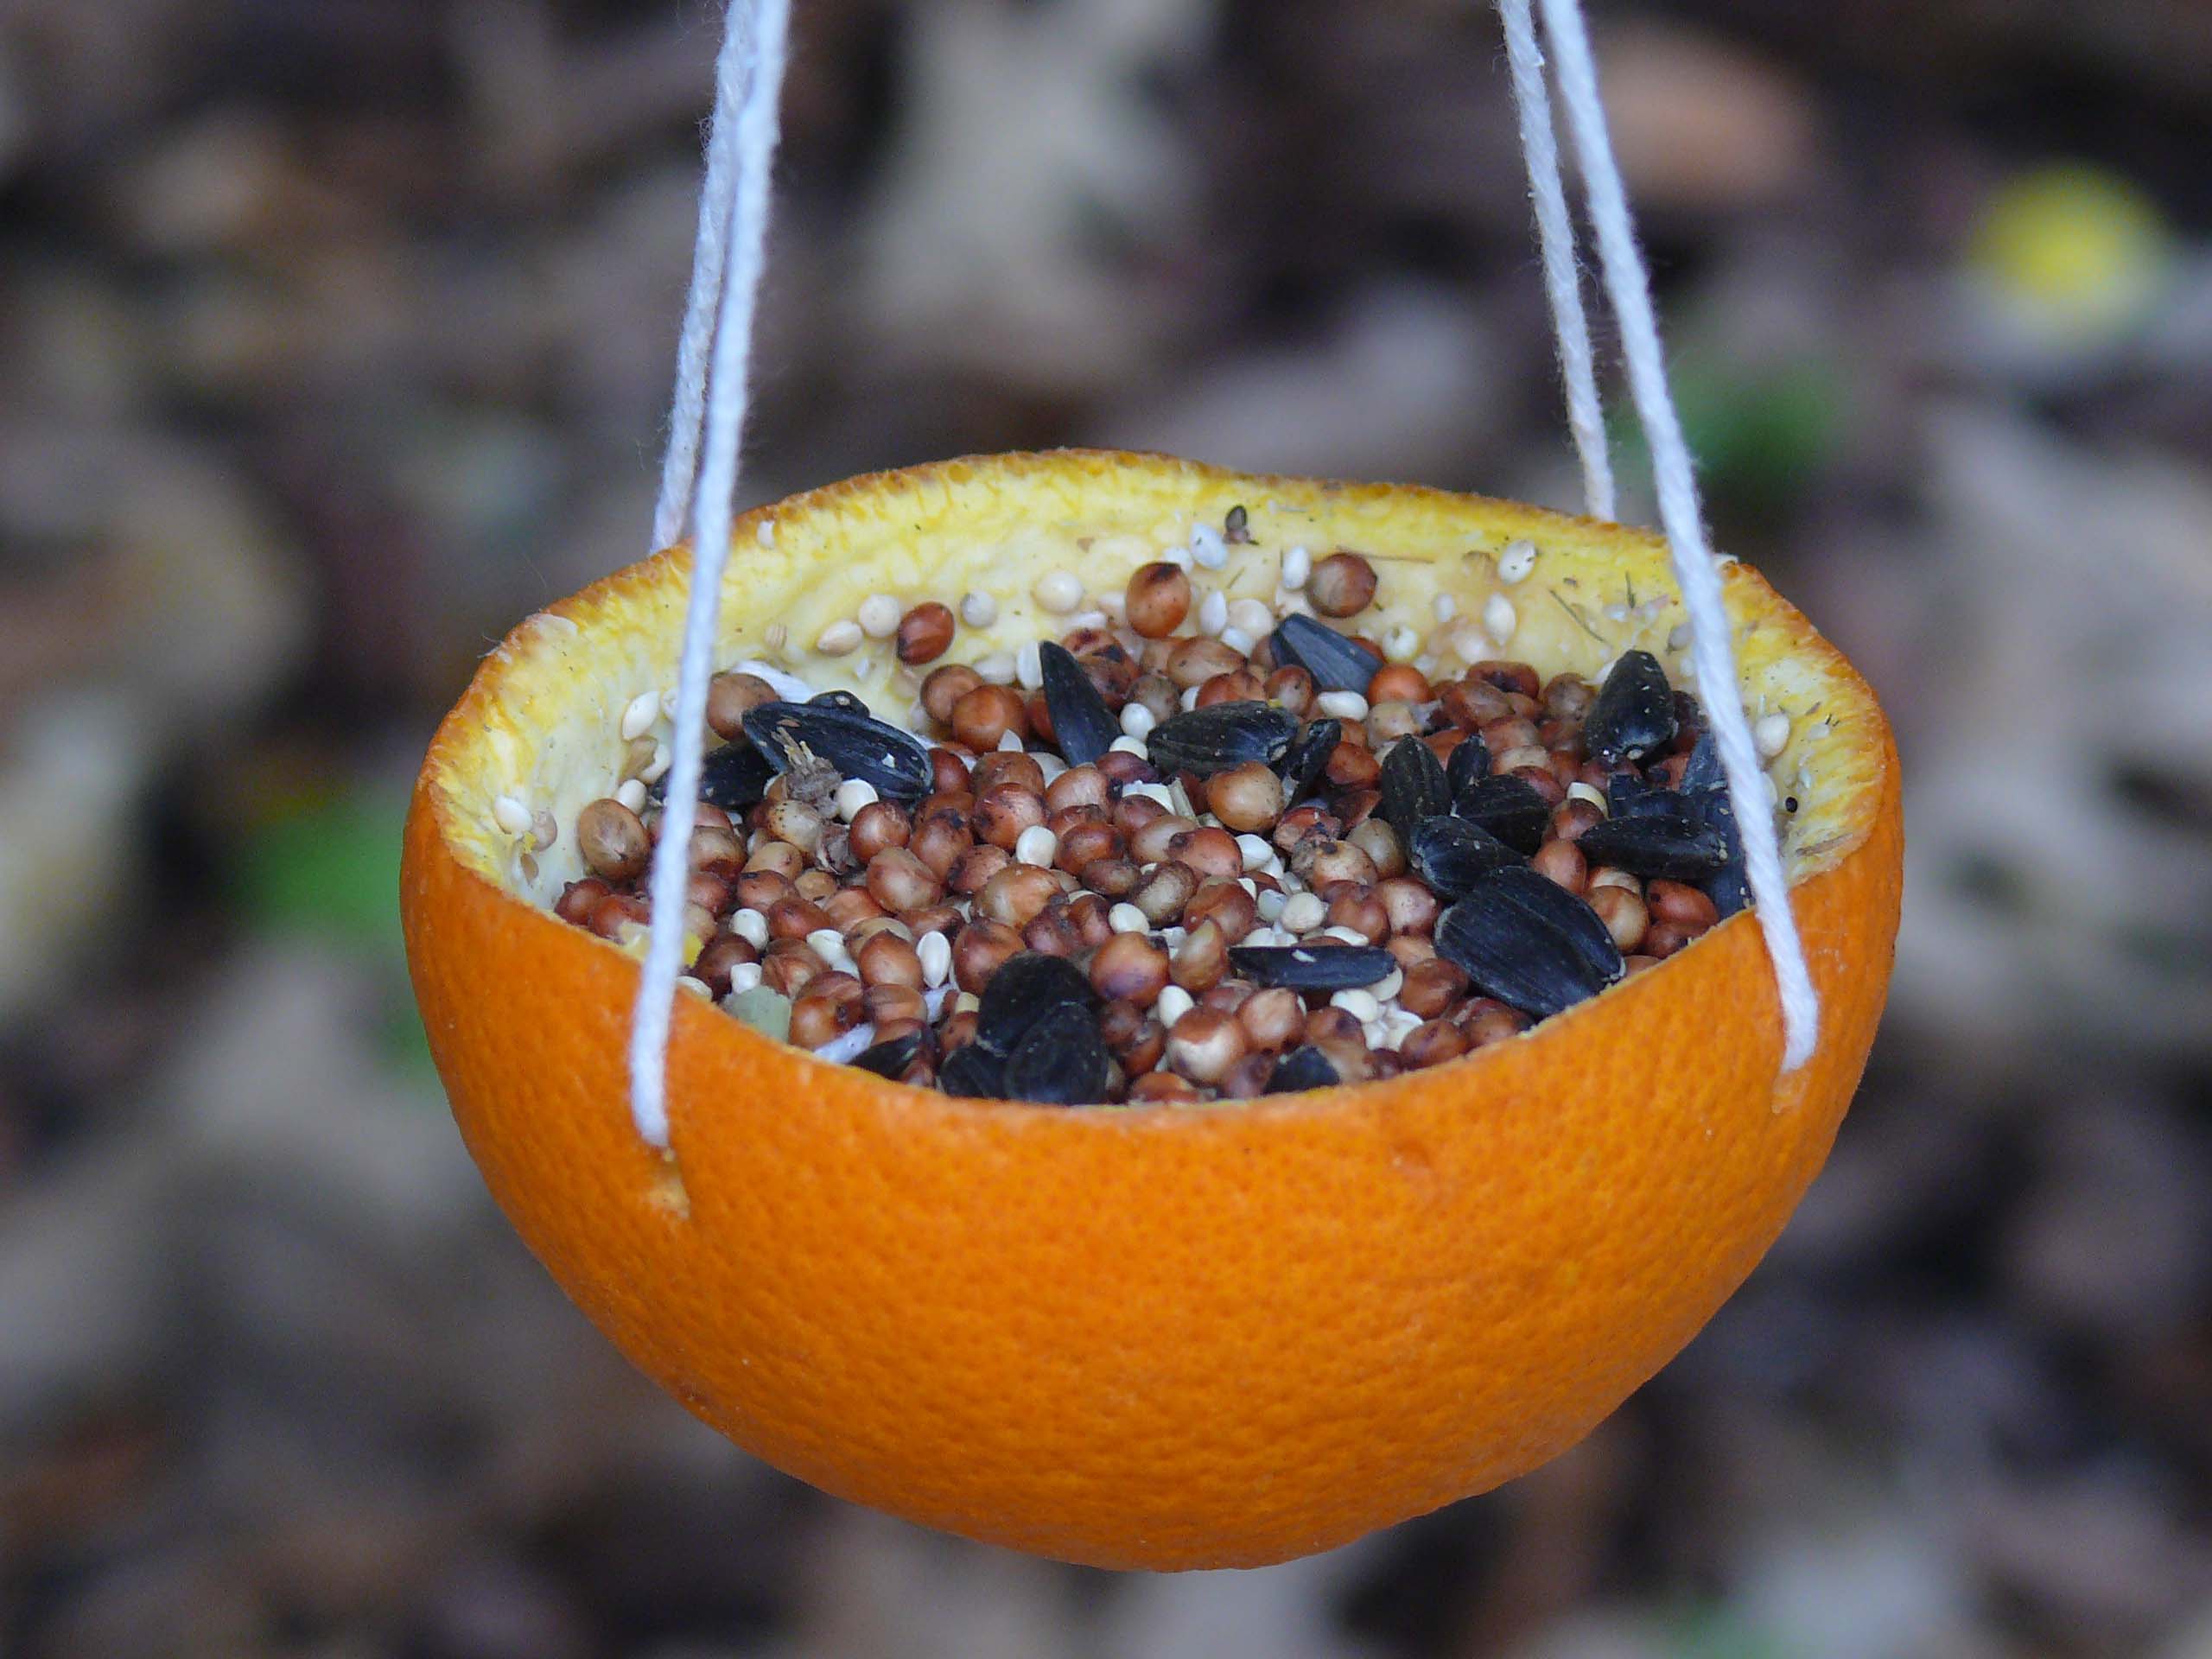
[425,451,1884,907]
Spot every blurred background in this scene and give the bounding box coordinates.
[3,1,2209,1655]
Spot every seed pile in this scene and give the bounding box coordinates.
[542,519,1783,1104]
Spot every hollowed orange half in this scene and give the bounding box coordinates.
[402,450,1900,1569]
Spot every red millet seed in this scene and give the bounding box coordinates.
[1307,551,1377,616]
[895,601,955,665]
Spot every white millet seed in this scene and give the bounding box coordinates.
[1179,685,1203,711]
[815,620,863,657]
[1322,925,1372,946]
[907,702,935,733]
[1567,781,1610,815]
[1157,985,1196,1027]
[620,690,659,742]
[1109,902,1150,934]
[1227,597,1274,637]
[1109,734,1149,757]
[997,729,1026,752]
[639,742,671,785]
[960,590,998,627]
[615,779,647,813]
[1279,892,1326,933]
[974,652,1017,685]
[1497,540,1538,583]
[1197,588,1230,637]
[1015,640,1044,690]
[1666,622,1694,652]
[1365,1020,1394,1050]
[492,794,533,837]
[1033,570,1084,613]
[1275,592,1315,620]
[677,976,712,999]
[1125,781,1177,810]
[1096,591,1128,622]
[1432,593,1458,621]
[763,622,789,651]
[733,908,770,949]
[1255,887,1287,922]
[1755,712,1793,760]
[1219,625,1256,655]
[756,520,776,547]
[1071,609,1109,632]
[836,779,880,821]
[856,594,900,639]
[1160,545,1194,571]
[1014,824,1058,868]
[1281,545,1312,588]
[1372,967,1404,1002]
[1483,594,1517,643]
[531,809,558,849]
[1331,988,1382,1022]
[1035,754,1067,785]
[1121,702,1157,741]
[1383,625,1421,663]
[1316,690,1370,721]
[1190,523,1228,569]
[918,931,952,987]
[727,962,765,996]
[1236,834,1274,872]
[807,927,855,969]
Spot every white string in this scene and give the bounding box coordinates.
[631,0,793,1147]
[1496,0,1613,520]
[651,6,753,554]
[1533,0,1820,1070]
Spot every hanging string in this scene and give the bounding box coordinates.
[1496,0,1613,520]
[631,0,794,1148]
[652,4,753,554]
[1530,0,1820,1071]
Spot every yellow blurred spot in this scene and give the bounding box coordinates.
[1969,162,2173,339]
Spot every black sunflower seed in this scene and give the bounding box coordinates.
[938,1041,1006,1099]
[1482,865,1626,988]
[693,741,775,810]
[1278,717,1340,803]
[1226,944,1396,990]
[1575,810,1731,880]
[808,689,869,715]
[1679,725,1722,795]
[1677,734,1749,916]
[1039,641,1120,767]
[1453,772,1550,855]
[1445,731,1491,796]
[1001,1000,1114,1105]
[1603,768,1675,820]
[1379,734,1451,845]
[1265,1046,1341,1093]
[975,950,1098,1056]
[741,701,934,800]
[1584,650,1678,766]
[1408,815,1524,899]
[1146,700,1297,779]
[1435,872,1622,1019]
[1269,613,1383,694]
[853,1030,925,1080]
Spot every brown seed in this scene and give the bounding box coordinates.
[864,984,929,1028]
[733,868,793,911]
[1397,957,1469,1018]
[1385,933,1437,970]
[1642,919,1697,959]
[1128,813,1198,866]
[556,877,611,926]
[1168,826,1244,881]
[1305,1007,1364,1048]
[908,815,974,880]
[1171,918,1229,992]
[793,868,838,903]
[928,747,974,795]
[846,799,912,862]
[855,931,923,988]
[1045,764,1110,815]
[577,798,649,880]
[1201,982,1254,1014]
[1439,677,1512,729]
[1325,741,1382,791]
[1237,987,1305,1052]
[766,896,832,941]
[951,918,1024,993]
[1291,837,1378,889]
[705,671,777,741]
[1482,716,1541,754]
[1530,837,1587,894]
[1217,1050,1278,1100]
[1125,562,1193,638]
[947,842,1012,896]
[760,938,825,997]
[1166,636,1248,689]
[1097,998,1149,1052]
[1646,879,1720,930]
[1129,1071,1201,1103]
[1551,800,1603,843]
[922,664,983,726]
[1309,1035,1373,1084]
[1367,663,1432,704]
[1376,876,1440,938]
[895,601,956,665]
[1649,753,1692,789]
[1065,893,1116,948]
[1623,953,1662,976]
[1367,701,1427,747]
[1166,1006,1249,1084]
[765,799,824,855]
[689,931,759,996]
[1541,673,1597,721]
[976,864,1060,928]
[971,750,1046,798]
[1273,804,1339,855]
[1205,762,1286,833]
[1335,788,1382,832]
[1091,931,1169,1005]
[1469,660,1541,699]
[938,1008,980,1052]
[1347,817,1407,880]
[1463,1001,1530,1047]
[1024,904,1083,957]
[1399,1019,1469,1070]
[1130,860,1199,926]
[902,903,962,938]
[1057,820,1124,875]
[1080,856,1141,897]
[1182,880,1258,944]
[1265,665,1316,718]
[866,848,944,912]
[821,887,885,932]
[1587,864,1640,893]
[1511,766,1566,807]
[951,683,1028,751]
[973,785,1046,850]
[789,984,865,1050]
[1325,886,1389,944]
[1307,551,1377,616]
[1129,673,1181,724]
[1196,669,1267,708]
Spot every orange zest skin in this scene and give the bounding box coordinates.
[403,451,1902,1570]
